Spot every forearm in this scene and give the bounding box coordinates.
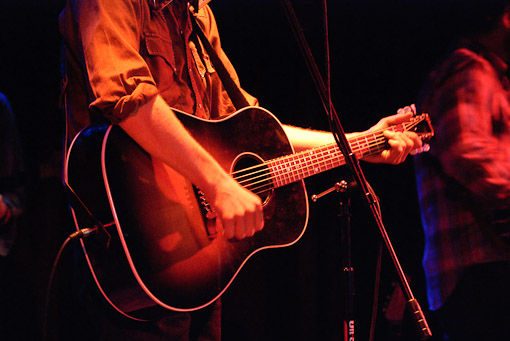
[119,95,230,195]
[283,124,353,151]
[283,110,421,165]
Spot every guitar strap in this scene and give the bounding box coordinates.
[189,8,250,110]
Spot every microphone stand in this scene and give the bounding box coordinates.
[280,1,431,339]
[338,185,355,341]
[312,180,356,340]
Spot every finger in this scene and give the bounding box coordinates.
[404,131,423,149]
[255,206,264,232]
[385,130,417,156]
[382,113,412,130]
[410,143,430,155]
[410,148,419,156]
[397,132,417,162]
[246,199,264,237]
[244,210,256,238]
[397,105,413,115]
[399,132,416,156]
[222,217,235,240]
[234,214,246,240]
[386,138,405,164]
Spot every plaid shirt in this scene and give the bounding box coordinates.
[0,93,25,256]
[415,42,510,310]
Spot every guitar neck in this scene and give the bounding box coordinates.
[268,126,395,188]
[231,112,432,195]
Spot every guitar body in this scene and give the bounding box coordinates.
[65,106,309,318]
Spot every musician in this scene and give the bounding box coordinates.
[415,1,510,339]
[59,0,422,339]
[0,93,23,250]
[0,92,25,336]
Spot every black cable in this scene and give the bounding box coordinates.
[41,228,97,341]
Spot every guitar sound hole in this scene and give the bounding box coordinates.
[232,153,273,206]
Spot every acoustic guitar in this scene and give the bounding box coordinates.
[64,106,433,320]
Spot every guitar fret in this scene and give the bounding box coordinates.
[306,150,318,176]
[326,146,336,170]
[308,151,315,175]
[311,150,320,174]
[283,159,291,185]
[300,154,306,178]
[364,134,371,155]
[292,154,300,181]
[356,139,363,158]
[273,159,283,188]
[308,150,321,175]
[331,146,338,169]
[303,153,310,178]
[283,159,290,185]
[288,157,295,183]
[318,148,326,171]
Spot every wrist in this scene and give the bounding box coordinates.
[201,167,231,200]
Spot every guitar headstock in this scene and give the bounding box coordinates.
[406,113,434,143]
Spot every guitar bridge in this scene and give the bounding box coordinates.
[193,185,218,238]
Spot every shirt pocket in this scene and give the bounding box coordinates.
[144,34,176,72]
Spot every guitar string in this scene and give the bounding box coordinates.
[234,124,410,193]
[231,119,425,195]
[246,144,378,195]
[232,126,389,182]
[234,140,379,191]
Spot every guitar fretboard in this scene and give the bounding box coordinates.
[268,126,400,188]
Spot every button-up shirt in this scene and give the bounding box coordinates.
[415,42,510,310]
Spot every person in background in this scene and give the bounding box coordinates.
[0,92,24,257]
[0,92,25,336]
[415,1,510,339]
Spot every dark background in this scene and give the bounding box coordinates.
[0,0,456,340]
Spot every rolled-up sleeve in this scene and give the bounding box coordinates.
[431,53,510,207]
[72,0,158,123]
